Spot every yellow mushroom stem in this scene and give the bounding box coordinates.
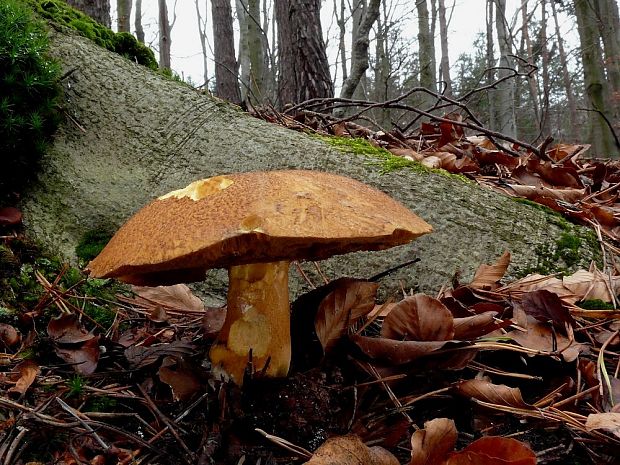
[209,260,291,384]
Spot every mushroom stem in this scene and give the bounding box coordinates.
[209,260,291,384]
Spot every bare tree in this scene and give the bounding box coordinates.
[195,0,209,87]
[276,0,334,107]
[437,0,452,96]
[158,0,177,72]
[520,0,541,131]
[236,0,251,101]
[65,0,111,27]
[339,0,381,100]
[494,0,516,137]
[416,0,437,108]
[212,0,242,103]
[117,0,132,32]
[135,0,145,42]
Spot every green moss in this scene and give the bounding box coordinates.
[314,134,470,182]
[66,374,85,396]
[85,396,117,412]
[75,229,112,264]
[28,0,158,70]
[577,299,616,310]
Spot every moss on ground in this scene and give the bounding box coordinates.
[75,228,112,264]
[27,0,158,70]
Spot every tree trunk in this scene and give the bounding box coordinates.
[539,0,551,137]
[236,0,251,102]
[416,0,437,109]
[116,0,132,32]
[28,28,601,300]
[437,0,452,96]
[212,0,242,104]
[596,0,620,121]
[335,0,347,84]
[550,0,578,140]
[276,0,334,107]
[339,0,380,101]
[135,0,145,42]
[520,0,541,132]
[195,0,209,88]
[575,0,619,157]
[65,0,111,27]
[247,0,264,102]
[486,0,496,129]
[494,0,517,137]
[158,0,171,71]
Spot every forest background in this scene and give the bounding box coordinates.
[62,0,620,158]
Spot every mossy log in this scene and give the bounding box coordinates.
[20,26,600,304]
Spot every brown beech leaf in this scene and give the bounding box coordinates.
[350,334,455,365]
[55,336,100,375]
[470,251,510,290]
[47,314,95,344]
[563,267,620,303]
[158,356,202,401]
[389,147,424,161]
[585,413,620,439]
[446,436,537,465]
[124,341,196,368]
[7,360,40,396]
[0,323,20,347]
[303,435,398,465]
[132,284,205,312]
[381,294,454,341]
[409,418,457,465]
[315,280,378,352]
[453,311,511,340]
[203,306,227,339]
[521,290,575,330]
[455,379,529,408]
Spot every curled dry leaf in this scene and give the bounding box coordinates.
[350,334,457,365]
[381,294,454,342]
[453,311,511,340]
[563,267,620,303]
[315,279,378,352]
[455,379,529,408]
[521,290,575,330]
[409,417,457,465]
[470,251,511,290]
[132,284,205,312]
[55,336,101,375]
[124,340,196,368]
[446,436,537,465]
[47,314,96,344]
[585,413,620,439]
[7,360,40,396]
[158,356,202,402]
[0,323,20,347]
[304,435,398,465]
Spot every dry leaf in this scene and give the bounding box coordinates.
[7,360,40,396]
[381,294,454,341]
[47,314,96,344]
[446,436,537,465]
[470,251,510,290]
[455,379,529,408]
[350,334,455,365]
[158,356,202,401]
[55,336,101,375]
[585,413,620,439]
[304,435,398,465]
[563,267,620,303]
[315,280,378,352]
[409,418,457,465]
[0,323,20,347]
[453,311,510,340]
[132,284,205,312]
[521,290,575,330]
[124,341,196,368]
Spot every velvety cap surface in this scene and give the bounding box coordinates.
[87,170,432,285]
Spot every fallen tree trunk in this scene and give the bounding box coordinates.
[20,26,600,303]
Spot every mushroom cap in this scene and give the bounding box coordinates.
[87,170,432,285]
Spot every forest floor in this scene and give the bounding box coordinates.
[1,114,620,465]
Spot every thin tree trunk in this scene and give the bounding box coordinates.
[437,0,452,96]
[520,0,541,131]
[334,0,347,84]
[212,0,242,104]
[550,0,577,139]
[65,0,111,27]
[539,0,550,137]
[236,0,251,101]
[416,0,437,109]
[117,0,132,32]
[596,0,620,120]
[575,0,618,156]
[494,0,517,137]
[486,0,496,129]
[158,0,171,71]
[135,0,145,42]
[195,0,209,87]
[247,0,264,102]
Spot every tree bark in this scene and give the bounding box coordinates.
[236,0,251,101]
[494,0,517,137]
[135,0,145,42]
[596,0,620,120]
[276,0,334,107]
[339,0,380,101]
[65,0,111,27]
[486,0,496,130]
[158,0,172,71]
[437,0,452,96]
[416,0,437,109]
[195,0,209,88]
[212,0,242,104]
[247,0,264,102]
[520,0,541,132]
[116,0,132,32]
[575,0,619,157]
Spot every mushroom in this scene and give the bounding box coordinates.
[87,170,432,384]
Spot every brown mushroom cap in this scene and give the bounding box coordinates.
[87,170,432,285]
